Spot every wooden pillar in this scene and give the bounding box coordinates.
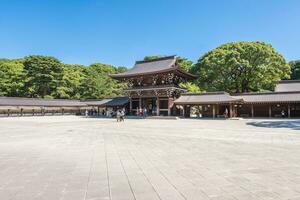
[129,98,132,115]
[7,109,10,117]
[62,108,64,115]
[139,98,142,109]
[167,97,173,116]
[288,104,291,118]
[212,105,216,118]
[32,109,35,116]
[229,104,233,118]
[97,106,100,116]
[269,105,272,118]
[20,108,23,117]
[182,105,185,117]
[156,97,160,116]
[251,104,254,118]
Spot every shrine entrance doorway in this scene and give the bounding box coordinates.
[142,98,157,116]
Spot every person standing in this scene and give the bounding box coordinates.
[281,110,285,118]
[224,108,228,118]
[120,109,125,122]
[144,107,147,118]
[139,107,143,117]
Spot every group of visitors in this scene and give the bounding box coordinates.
[136,107,148,118]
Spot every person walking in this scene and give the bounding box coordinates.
[143,107,147,118]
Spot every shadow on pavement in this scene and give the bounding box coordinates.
[247,120,300,130]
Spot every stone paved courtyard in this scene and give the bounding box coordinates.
[0,116,300,200]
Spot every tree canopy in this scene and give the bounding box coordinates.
[0,43,296,100]
[191,42,291,93]
[0,55,127,99]
[0,59,24,97]
[289,60,300,80]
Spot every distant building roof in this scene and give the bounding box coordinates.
[84,97,129,107]
[174,92,242,104]
[233,91,300,103]
[103,97,129,107]
[0,96,130,108]
[84,99,113,106]
[110,55,197,80]
[275,80,300,92]
[0,97,86,107]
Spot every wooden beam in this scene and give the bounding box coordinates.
[212,105,216,118]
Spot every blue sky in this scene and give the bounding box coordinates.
[0,0,299,67]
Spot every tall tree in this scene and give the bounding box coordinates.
[289,60,300,80]
[55,64,86,99]
[177,57,193,72]
[81,63,126,99]
[0,59,25,96]
[23,55,63,98]
[191,42,290,93]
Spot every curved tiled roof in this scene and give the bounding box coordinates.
[0,97,86,107]
[110,56,197,79]
[174,92,242,104]
[233,92,300,103]
[275,80,300,92]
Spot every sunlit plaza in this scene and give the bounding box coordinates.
[0,116,300,200]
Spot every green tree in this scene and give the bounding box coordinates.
[143,56,163,61]
[81,63,126,99]
[289,60,300,80]
[55,64,86,99]
[177,57,193,72]
[191,42,290,93]
[180,82,201,93]
[0,59,25,96]
[23,55,63,98]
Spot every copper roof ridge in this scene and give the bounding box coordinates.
[0,96,80,101]
[232,91,300,96]
[135,55,176,64]
[182,91,229,96]
[278,80,300,84]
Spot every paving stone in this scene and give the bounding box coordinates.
[0,116,300,200]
